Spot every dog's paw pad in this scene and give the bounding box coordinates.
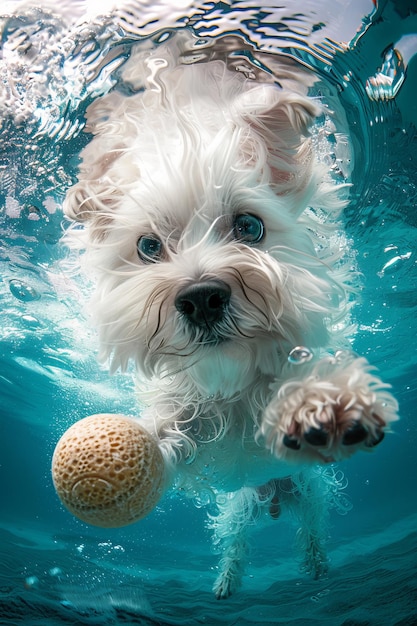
[262,356,399,462]
[275,410,388,461]
[304,426,328,446]
[341,421,368,446]
[283,421,384,454]
[283,434,301,450]
[365,429,385,448]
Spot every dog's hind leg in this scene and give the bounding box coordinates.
[290,466,354,580]
[260,473,331,580]
[208,487,260,599]
[208,471,337,597]
[208,479,296,599]
[290,470,331,579]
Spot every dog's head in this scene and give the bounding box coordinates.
[64,60,347,398]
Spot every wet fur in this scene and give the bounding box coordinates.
[64,41,398,598]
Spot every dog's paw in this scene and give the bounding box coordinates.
[213,575,235,600]
[301,542,328,580]
[213,565,243,600]
[261,354,399,463]
[213,554,246,599]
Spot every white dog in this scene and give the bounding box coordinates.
[63,40,398,598]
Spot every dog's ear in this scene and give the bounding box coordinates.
[236,83,320,145]
[235,84,321,188]
[63,93,139,228]
[63,146,126,223]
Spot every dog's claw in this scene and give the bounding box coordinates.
[283,434,301,450]
[304,426,328,446]
[342,422,368,446]
[365,430,385,448]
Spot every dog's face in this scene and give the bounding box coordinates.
[64,64,344,398]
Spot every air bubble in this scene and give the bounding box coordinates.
[9,280,40,302]
[24,576,39,589]
[288,346,313,365]
[20,314,42,328]
[49,567,62,576]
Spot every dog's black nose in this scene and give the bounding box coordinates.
[175,280,231,326]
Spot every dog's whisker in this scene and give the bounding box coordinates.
[232,267,276,329]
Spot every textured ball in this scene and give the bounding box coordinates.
[52,414,165,528]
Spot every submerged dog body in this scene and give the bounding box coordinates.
[64,43,398,597]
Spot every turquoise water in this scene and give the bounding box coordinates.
[1,1,417,624]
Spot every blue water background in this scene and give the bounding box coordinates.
[1,1,417,624]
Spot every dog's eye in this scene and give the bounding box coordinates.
[137,235,163,263]
[233,214,264,244]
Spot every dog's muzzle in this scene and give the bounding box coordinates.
[175,280,231,328]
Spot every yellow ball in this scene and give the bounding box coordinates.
[52,414,165,528]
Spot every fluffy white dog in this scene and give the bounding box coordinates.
[64,41,398,598]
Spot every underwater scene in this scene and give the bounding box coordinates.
[1,0,417,624]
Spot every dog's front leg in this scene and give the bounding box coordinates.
[260,352,399,463]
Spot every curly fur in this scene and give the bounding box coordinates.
[63,38,399,597]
